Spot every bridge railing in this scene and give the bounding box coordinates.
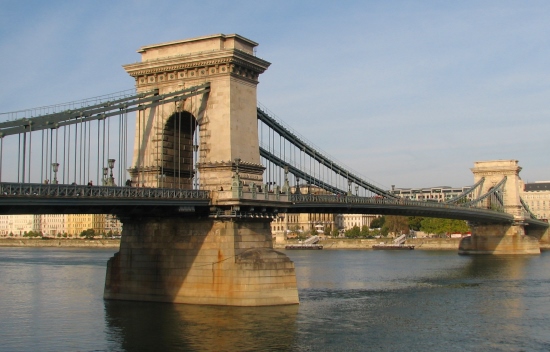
[290,194,503,211]
[0,182,210,200]
[216,190,290,202]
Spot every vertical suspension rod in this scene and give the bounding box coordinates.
[21,130,27,183]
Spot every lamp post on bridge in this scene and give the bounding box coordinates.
[51,163,59,184]
[103,160,116,186]
[347,180,352,196]
[108,159,116,186]
[103,167,109,185]
[282,166,290,194]
[355,185,359,196]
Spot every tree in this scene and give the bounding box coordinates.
[385,215,409,236]
[370,216,385,229]
[408,216,424,231]
[420,217,470,236]
[23,231,41,238]
[331,228,339,237]
[360,225,370,238]
[345,225,361,238]
[80,229,96,239]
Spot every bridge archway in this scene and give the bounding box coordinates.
[129,103,202,190]
[159,110,198,189]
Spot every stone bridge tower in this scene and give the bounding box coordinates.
[471,160,524,218]
[104,35,299,306]
[460,160,540,254]
[123,34,269,190]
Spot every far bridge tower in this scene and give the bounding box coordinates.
[460,160,541,254]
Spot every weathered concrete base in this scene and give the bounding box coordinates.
[530,226,550,247]
[459,223,540,255]
[104,217,299,306]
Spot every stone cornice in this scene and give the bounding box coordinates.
[472,171,519,177]
[138,34,259,52]
[197,160,265,172]
[124,49,270,78]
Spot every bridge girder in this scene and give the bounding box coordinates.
[287,203,515,224]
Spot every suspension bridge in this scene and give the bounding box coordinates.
[0,34,547,306]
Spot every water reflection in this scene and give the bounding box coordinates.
[459,255,533,345]
[460,255,532,280]
[1,248,549,351]
[104,301,298,352]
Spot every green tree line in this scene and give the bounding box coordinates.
[340,215,470,239]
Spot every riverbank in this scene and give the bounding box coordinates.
[0,238,120,248]
[1,237,548,251]
[275,238,550,251]
[275,238,462,250]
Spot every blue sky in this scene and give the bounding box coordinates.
[0,0,549,188]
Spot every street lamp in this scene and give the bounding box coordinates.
[51,163,59,184]
[103,167,109,185]
[108,159,116,186]
[282,166,290,193]
[347,180,352,196]
[355,185,359,196]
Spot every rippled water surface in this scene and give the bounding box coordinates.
[0,247,549,351]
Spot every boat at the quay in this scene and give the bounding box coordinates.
[285,243,323,250]
[372,234,415,250]
[372,243,415,250]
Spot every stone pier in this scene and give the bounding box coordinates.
[104,34,299,306]
[458,223,541,255]
[104,216,298,306]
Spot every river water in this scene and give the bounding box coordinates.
[0,247,549,351]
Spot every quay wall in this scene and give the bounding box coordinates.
[1,238,548,251]
[275,238,550,251]
[0,238,120,248]
[275,238,461,250]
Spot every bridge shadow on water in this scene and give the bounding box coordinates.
[103,300,298,352]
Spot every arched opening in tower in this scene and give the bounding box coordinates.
[160,111,198,189]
